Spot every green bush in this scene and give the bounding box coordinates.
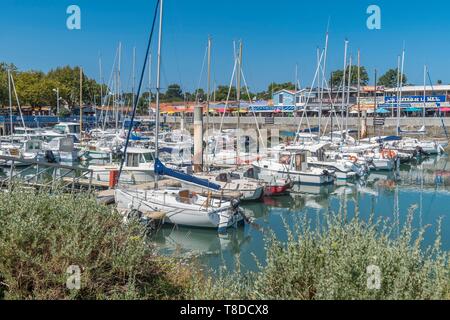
[0,188,191,300]
[191,208,450,300]
[1,188,449,300]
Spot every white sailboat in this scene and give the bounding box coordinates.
[113,0,244,232]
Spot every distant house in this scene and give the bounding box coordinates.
[272,89,315,107]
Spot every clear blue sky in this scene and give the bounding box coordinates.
[1,0,450,92]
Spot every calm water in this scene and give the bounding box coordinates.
[152,155,450,273]
[2,155,450,273]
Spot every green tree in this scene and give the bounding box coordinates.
[193,88,206,102]
[0,62,18,107]
[330,66,369,88]
[15,71,60,107]
[164,84,183,102]
[377,69,407,88]
[47,66,106,107]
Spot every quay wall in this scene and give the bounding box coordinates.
[164,116,450,138]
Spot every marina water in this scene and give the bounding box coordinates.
[151,155,450,273]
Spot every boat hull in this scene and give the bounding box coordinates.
[115,189,242,230]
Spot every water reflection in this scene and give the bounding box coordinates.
[151,225,249,258]
[151,155,450,272]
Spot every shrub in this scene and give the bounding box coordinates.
[0,188,191,299]
[191,208,450,300]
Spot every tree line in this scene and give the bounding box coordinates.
[2,61,443,115]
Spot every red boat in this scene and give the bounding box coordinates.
[264,179,292,197]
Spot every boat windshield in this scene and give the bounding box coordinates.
[142,152,154,162]
[53,125,66,134]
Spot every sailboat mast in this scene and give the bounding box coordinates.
[397,48,405,135]
[341,40,348,140]
[357,49,361,142]
[98,54,103,128]
[236,41,242,166]
[132,46,136,117]
[80,67,83,134]
[8,69,13,138]
[148,53,152,116]
[319,31,329,137]
[207,36,212,131]
[154,0,164,186]
[394,55,400,118]
[346,55,352,134]
[423,65,426,128]
[116,42,122,130]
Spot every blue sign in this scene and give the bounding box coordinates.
[249,105,296,113]
[385,95,446,104]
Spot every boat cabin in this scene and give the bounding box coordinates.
[215,172,241,183]
[23,140,43,152]
[124,148,155,167]
[280,151,308,171]
[53,123,81,135]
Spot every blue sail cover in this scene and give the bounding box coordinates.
[154,159,221,191]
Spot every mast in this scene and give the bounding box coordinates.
[423,65,426,129]
[116,42,122,130]
[204,36,212,168]
[394,55,400,118]
[154,0,164,187]
[148,53,152,116]
[236,41,242,165]
[207,36,212,132]
[132,46,136,117]
[319,31,329,137]
[345,55,352,134]
[374,69,378,138]
[397,47,405,135]
[8,69,13,138]
[357,49,361,142]
[98,54,103,128]
[341,40,348,140]
[79,67,83,134]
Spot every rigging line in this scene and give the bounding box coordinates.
[102,46,119,130]
[9,73,29,140]
[213,57,238,159]
[294,49,325,143]
[427,69,449,138]
[117,0,161,182]
[195,45,209,103]
[240,68,266,150]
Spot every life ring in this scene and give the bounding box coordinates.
[349,156,358,163]
[382,149,396,159]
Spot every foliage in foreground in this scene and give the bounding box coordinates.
[190,208,450,300]
[0,189,192,300]
[0,189,449,300]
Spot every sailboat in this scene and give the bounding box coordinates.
[113,0,243,232]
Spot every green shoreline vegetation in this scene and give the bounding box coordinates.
[0,188,449,300]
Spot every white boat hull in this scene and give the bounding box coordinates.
[115,189,242,230]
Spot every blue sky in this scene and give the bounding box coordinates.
[1,0,450,92]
